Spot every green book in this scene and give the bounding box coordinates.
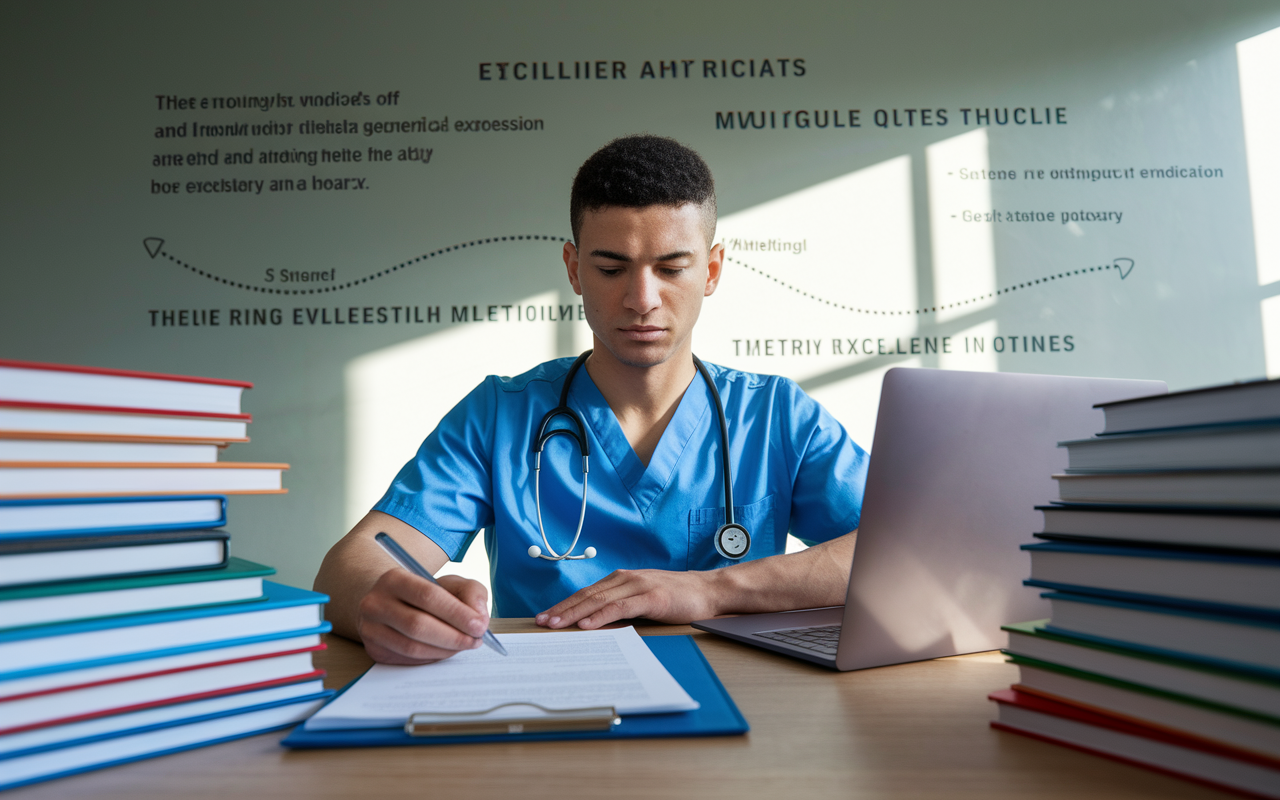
[1002,620,1280,726]
[0,557,274,632]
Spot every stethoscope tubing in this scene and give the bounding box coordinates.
[533,448,591,560]
[530,350,747,562]
[693,354,735,529]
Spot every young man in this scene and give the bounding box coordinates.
[315,135,869,664]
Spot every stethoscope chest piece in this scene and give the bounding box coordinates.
[713,523,751,560]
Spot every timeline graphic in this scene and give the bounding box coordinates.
[145,236,1135,315]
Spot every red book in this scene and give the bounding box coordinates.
[990,688,1280,798]
[0,359,252,419]
[0,644,324,736]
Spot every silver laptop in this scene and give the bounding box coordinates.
[691,367,1165,671]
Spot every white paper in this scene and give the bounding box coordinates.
[305,627,698,730]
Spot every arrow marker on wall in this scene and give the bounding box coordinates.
[142,234,569,295]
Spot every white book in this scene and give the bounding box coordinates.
[0,439,219,463]
[1044,593,1280,674]
[0,406,248,441]
[0,360,248,416]
[306,627,698,730]
[0,573,263,629]
[0,462,287,498]
[0,496,226,538]
[1024,542,1280,613]
[1054,470,1280,508]
[0,693,329,791]
[0,533,229,587]
[0,599,323,676]
[1097,377,1280,434]
[1037,505,1280,553]
[1061,425,1280,471]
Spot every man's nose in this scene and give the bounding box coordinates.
[624,269,662,315]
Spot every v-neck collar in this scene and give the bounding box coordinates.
[569,367,711,517]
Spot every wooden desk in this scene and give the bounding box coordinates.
[10,620,1232,799]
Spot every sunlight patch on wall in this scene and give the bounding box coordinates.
[1239,25,1280,377]
[927,128,998,323]
[345,292,561,590]
[1240,25,1280,289]
[704,155,919,384]
[700,156,919,455]
[1263,296,1280,379]
[940,319,999,372]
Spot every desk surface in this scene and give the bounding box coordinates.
[10,620,1233,800]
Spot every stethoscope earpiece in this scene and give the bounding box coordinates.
[529,351,749,563]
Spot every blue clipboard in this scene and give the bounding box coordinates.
[280,635,748,747]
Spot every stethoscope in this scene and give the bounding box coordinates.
[526,350,752,563]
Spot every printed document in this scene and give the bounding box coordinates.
[305,626,699,730]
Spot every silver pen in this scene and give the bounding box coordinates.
[373,531,508,656]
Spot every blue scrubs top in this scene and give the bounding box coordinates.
[373,358,869,618]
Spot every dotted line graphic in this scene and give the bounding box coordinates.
[145,235,1132,309]
[145,235,568,295]
[725,255,1134,316]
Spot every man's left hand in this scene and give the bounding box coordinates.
[535,568,722,630]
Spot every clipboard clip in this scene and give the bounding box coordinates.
[404,702,621,737]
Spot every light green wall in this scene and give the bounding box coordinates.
[3,0,1279,589]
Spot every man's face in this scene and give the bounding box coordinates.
[565,204,723,369]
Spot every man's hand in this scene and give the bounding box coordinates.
[314,510,493,665]
[356,569,491,664]
[534,532,858,630]
[535,569,723,630]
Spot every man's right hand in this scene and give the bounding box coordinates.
[355,568,491,664]
[315,510,489,664]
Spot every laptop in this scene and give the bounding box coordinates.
[691,367,1165,671]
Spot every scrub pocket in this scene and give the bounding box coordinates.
[687,493,776,571]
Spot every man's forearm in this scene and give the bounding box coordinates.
[707,531,856,616]
[313,510,450,640]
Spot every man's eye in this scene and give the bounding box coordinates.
[598,267,623,276]
[660,268,685,276]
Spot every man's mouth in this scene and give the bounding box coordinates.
[619,325,665,342]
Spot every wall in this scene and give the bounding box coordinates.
[3,0,1279,591]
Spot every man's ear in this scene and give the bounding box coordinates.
[704,242,725,297]
[564,241,584,296]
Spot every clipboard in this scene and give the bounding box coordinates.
[280,635,748,748]
[405,703,621,736]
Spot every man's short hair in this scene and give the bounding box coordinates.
[570,135,717,246]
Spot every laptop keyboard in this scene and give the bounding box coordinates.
[754,624,842,656]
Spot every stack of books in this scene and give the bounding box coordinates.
[991,377,1280,798]
[0,359,333,791]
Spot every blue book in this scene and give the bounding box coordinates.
[0,581,329,682]
[281,635,747,748]
[0,685,335,791]
[1042,591,1280,680]
[0,495,227,540]
[1023,540,1280,617]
